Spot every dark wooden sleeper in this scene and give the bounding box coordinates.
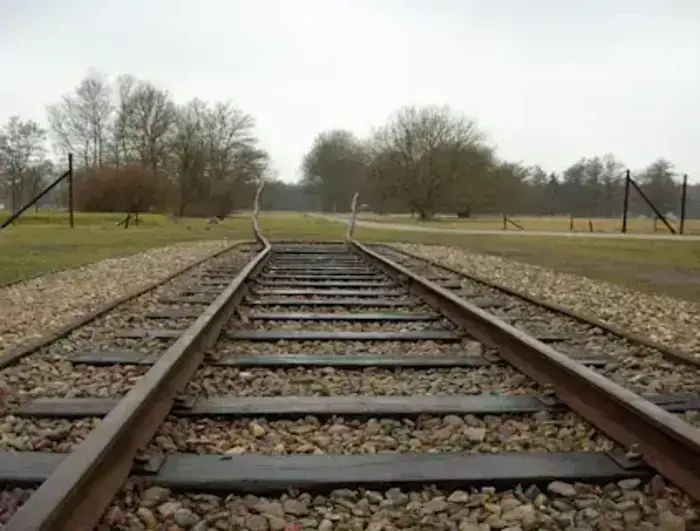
[68,351,611,369]
[14,393,700,419]
[0,451,650,493]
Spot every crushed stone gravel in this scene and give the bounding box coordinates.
[0,415,100,452]
[388,243,700,356]
[9,244,700,529]
[0,244,258,401]
[149,412,613,455]
[95,479,700,530]
[240,305,436,314]
[0,360,148,409]
[216,340,483,358]
[185,366,541,397]
[0,240,250,357]
[375,244,700,396]
[226,319,456,332]
[0,488,35,526]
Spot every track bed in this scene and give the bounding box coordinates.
[2,241,700,530]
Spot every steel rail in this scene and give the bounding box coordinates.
[351,239,700,502]
[375,243,700,368]
[3,238,272,531]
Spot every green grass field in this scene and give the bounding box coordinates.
[356,213,700,234]
[0,211,345,285]
[2,210,700,303]
[357,226,700,301]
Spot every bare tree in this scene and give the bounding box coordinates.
[24,160,56,211]
[639,158,679,215]
[299,108,497,218]
[108,74,138,167]
[0,116,48,212]
[371,105,487,219]
[166,99,267,217]
[204,103,268,217]
[47,70,113,169]
[205,102,257,184]
[167,98,210,215]
[301,130,367,212]
[121,81,175,171]
[40,69,273,217]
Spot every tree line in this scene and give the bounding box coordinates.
[3,95,697,220]
[299,105,699,220]
[0,70,270,217]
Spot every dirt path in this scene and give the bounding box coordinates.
[311,213,700,241]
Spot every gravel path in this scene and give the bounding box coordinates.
[96,479,698,531]
[149,412,613,455]
[314,211,700,241]
[0,240,250,357]
[388,243,700,356]
[185,366,541,397]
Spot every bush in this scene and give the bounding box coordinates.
[75,165,171,213]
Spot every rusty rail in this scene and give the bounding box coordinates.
[3,241,272,531]
[351,239,700,501]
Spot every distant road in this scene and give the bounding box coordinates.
[309,213,700,242]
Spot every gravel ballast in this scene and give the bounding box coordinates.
[249,295,420,305]
[0,240,248,357]
[372,244,700,396]
[0,415,101,452]
[0,488,35,526]
[227,319,456,332]
[185,366,542,397]
[149,412,613,455]
[0,361,148,407]
[95,480,698,530]
[0,245,258,401]
[217,340,483,358]
[241,304,436,314]
[388,243,700,356]
[4,245,700,529]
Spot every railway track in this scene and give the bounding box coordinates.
[1,234,700,529]
[368,244,700,401]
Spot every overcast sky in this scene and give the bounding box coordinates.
[1,0,698,182]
